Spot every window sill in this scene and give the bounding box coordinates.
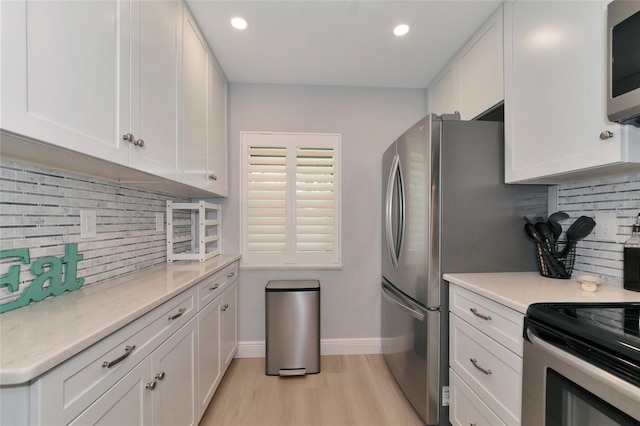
[239,263,343,271]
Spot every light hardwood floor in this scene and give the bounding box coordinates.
[200,354,425,426]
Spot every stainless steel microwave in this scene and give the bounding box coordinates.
[607,0,640,125]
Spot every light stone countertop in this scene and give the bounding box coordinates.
[0,254,241,385]
[444,271,640,314]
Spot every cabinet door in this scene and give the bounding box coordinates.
[130,0,183,182]
[196,297,222,420]
[221,282,238,369]
[429,64,459,116]
[151,317,197,426]
[182,7,210,190]
[459,7,503,120]
[207,58,229,196]
[504,1,628,183]
[69,357,152,426]
[0,0,130,165]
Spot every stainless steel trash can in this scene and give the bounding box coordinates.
[265,280,320,376]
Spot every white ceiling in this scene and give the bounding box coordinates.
[185,0,503,89]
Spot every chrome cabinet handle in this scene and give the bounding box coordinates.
[208,174,218,181]
[209,284,220,291]
[168,307,186,320]
[123,133,135,142]
[221,303,229,312]
[470,358,492,375]
[155,371,166,381]
[469,308,491,321]
[102,345,135,368]
[146,380,157,391]
[599,130,614,140]
[470,423,477,426]
[133,138,145,147]
[226,272,235,278]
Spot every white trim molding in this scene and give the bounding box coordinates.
[235,338,382,359]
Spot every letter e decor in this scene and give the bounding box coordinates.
[0,243,85,313]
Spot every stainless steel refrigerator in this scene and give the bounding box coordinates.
[381,113,544,425]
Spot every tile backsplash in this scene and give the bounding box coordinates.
[556,172,640,286]
[0,159,189,306]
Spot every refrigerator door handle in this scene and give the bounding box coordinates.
[385,154,400,269]
[381,286,424,321]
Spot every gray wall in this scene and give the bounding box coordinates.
[219,83,428,341]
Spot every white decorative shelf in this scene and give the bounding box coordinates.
[167,200,221,262]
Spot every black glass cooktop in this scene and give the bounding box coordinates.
[525,302,640,387]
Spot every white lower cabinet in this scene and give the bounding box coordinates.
[196,289,222,419]
[449,284,524,426]
[221,282,238,369]
[69,316,197,426]
[196,278,238,420]
[151,318,198,426]
[450,369,506,426]
[69,357,152,426]
[9,261,239,426]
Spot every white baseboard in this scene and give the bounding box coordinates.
[235,337,382,359]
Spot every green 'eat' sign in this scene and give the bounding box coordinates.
[0,243,84,313]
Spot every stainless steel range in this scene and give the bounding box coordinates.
[522,302,640,425]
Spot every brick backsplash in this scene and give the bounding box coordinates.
[0,159,191,306]
[555,172,640,286]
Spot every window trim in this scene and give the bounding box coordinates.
[239,131,342,269]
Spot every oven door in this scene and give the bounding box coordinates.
[522,326,640,426]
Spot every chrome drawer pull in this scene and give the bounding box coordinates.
[102,345,135,368]
[469,308,491,321]
[209,284,220,291]
[155,371,166,381]
[221,303,229,312]
[470,423,477,426]
[226,272,235,278]
[470,358,492,375]
[146,380,157,391]
[168,307,186,320]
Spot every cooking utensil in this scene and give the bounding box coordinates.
[524,223,545,244]
[559,216,596,257]
[535,222,556,254]
[566,216,596,241]
[548,211,569,222]
[525,223,548,275]
[548,211,569,240]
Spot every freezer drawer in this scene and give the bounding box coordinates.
[381,281,439,424]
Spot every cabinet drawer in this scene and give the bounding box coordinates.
[450,314,522,426]
[450,368,506,426]
[34,287,196,425]
[197,262,238,311]
[450,285,524,356]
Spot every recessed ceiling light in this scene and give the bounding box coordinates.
[231,17,248,30]
[393,24,410,37]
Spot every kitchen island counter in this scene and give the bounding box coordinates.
[444,271,640,314]
[0,254,240,385]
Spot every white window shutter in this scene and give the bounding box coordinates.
[241,132,341,268]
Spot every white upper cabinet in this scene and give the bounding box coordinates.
[0,0,131,165]
[130,0,183,182]
[428,5,504,120]
[207,57,229,197]
[182,6,210,190]
[504,0,640,184]
[182,5,229,197]
[459,7,504,120]
[429,64,460,116]
[1,0,233,196]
